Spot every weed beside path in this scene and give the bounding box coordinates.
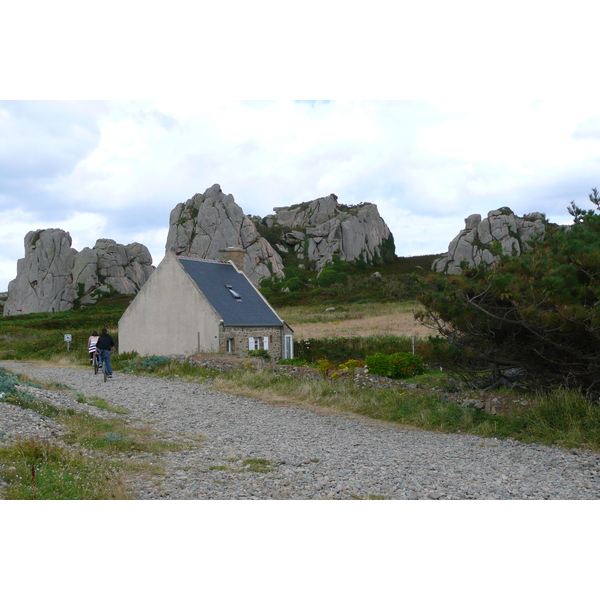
[3,360,600,501]
[0,364,196,499]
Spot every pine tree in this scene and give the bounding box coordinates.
[417,189,600,395]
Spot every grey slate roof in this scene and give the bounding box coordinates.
[178,257,284,327]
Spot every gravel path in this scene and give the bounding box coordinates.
[2,360,600,500]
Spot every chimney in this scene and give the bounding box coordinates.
[219,247,246,272]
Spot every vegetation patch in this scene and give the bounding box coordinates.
[0,366,198,499]
[0,438,131,500]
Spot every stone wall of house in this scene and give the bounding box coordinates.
[220,326,284,359]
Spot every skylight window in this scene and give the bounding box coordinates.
[226,285,242,300]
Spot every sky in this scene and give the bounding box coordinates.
[2,1,600,293]
[3,1,600,592]
[2,98,600,292]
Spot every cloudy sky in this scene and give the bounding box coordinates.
[2,2,599,293]
[2,98,599,291]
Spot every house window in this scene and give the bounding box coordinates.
[263,336,269,350]
[227,338,234,353]
[225,285,242,300]
[248,337,260,350]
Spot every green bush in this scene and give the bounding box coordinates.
[294,336,431,365]
[248,349,272,361]
[365,353,395,377]
[0,366,20,396]
[278,358,309,366]
[317,267,348,288]
[390,352,426,378]
[365,352,426,379]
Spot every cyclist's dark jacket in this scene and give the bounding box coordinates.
[96,333,115,351]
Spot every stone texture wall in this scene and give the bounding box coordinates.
[219,326,284,359]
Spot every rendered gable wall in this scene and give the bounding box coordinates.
[118,252,220,356]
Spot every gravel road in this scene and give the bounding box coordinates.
[2,360,600,500]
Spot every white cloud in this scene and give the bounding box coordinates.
[0,208,107,287]
[2,99,600,291]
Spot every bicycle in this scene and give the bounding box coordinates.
[93,353,108,382]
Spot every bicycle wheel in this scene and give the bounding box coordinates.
[93,355,99,375]
[103,363,108,383]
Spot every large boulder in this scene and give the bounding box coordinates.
[4,229,77,315]
[165,184,285,285]
[73,239,155,305]
[433,208,546,274]
[4,230,155,315]
[264,194,395,272]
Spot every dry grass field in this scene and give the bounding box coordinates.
[277,301,433,339]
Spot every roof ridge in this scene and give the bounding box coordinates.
[177,255,229,265]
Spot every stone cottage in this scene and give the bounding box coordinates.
[118,250,294,359]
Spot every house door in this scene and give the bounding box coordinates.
[284,335,293,359]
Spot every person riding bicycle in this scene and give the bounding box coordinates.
[87,330,99,364]
[96,328,115,378]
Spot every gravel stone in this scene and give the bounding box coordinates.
[2,360,600,500]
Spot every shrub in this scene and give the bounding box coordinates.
[120,355,171,373]
[278,358,309,366]
[0,366,20,396]
[365,353,395,377]
[247,349,272,361]
[390,353,426,378]
[338,359,365,375]
[365,352,426,379]
[316,358,334,378]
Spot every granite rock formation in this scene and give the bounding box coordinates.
[261,193,394,272]
[432,208,546,274]
[4,229,77,315]
[165,185,395,284]
[165,184,285,285]
[4,231,154,315]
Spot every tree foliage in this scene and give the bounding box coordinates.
[417,189,600,395]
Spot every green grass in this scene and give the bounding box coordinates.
[100,352,600,451]
[75,393,131,414]
[0,438,131,500]
[0,368,199,499]
[0,294,132,361]
[210,367,600,452]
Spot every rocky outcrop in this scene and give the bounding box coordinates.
[72,239,155,306]
[432,208,546,274]
[165,184,285,285]
[165,186,394,283]
[259,193,395,272]
[165,185,394,283]
[4,231,154,315]
[4,229,77,315]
